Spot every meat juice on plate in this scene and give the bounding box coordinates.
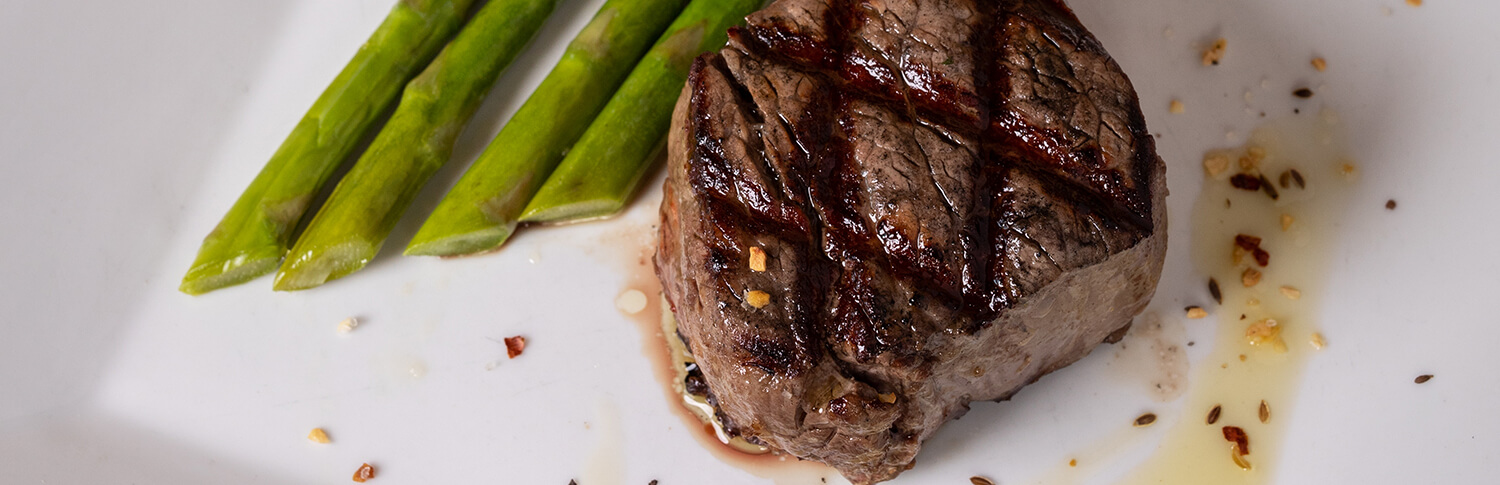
[1122,111,1357,484]
[610,223,846,485]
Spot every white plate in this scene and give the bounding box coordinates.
[3,0,1497,483]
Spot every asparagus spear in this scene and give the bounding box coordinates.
[273,0,556,291]
[405,0,690,257]
[179,0,478,295]
[519,0,758,223]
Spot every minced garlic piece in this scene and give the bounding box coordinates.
[1281,213,1294,232]
[1203,153,1230,177]
[746,290,771,308]
[1241,268,1262,287]
[1280,286,1302,300]
[748,247,767,272]
[1169,100,1185,114]
[1245,318,1281,345]
[308,428,331,444]
[1309,332,1327,350]
[1186,306,1208,319]
[337,317,359,334]
[1203,38,1227,66]
[1311,57,1327,72]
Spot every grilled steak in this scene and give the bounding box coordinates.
[654,0,1166,482]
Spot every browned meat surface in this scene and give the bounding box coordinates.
[654,0,1167,483]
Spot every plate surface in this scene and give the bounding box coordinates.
[2,0,1497,483]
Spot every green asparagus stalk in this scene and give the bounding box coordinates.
[518,0,758,223]
[179,0,478,295]
[404,0,690,257]
[272,0,556,291]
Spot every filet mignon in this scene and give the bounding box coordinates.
[654,0,1166,482]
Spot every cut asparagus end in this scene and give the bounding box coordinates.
[517,198,625,224]
[403,224,516,257]
[273,242,376,291]
[178,249,283,296]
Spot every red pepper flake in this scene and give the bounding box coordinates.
[1234,234,1271,267]
[504,336,527,359]
[1223,426,1250,455]
[352,463,375,483]
[1229,174,1262,191]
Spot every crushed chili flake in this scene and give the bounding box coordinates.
[1234,235,1270,267]
[504,336,527,359]
[1229,174,1262,191]
[1339,162,1359,179]
[1223,426,1251,454]
[1203,38,1227,66]
[352,463,375,483]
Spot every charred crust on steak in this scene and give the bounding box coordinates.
[656,1,1167,483]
